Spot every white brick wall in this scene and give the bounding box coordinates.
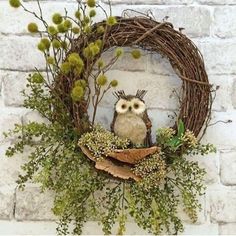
[1,0,236,235]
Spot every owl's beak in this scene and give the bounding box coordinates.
[129,106,132,111]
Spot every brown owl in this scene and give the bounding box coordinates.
[111,90,152,147]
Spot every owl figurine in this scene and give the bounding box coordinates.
[111,90,152,147]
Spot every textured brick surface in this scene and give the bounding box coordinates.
[0,0,236,234]
[15,185,56,221]
[220,151,236,185]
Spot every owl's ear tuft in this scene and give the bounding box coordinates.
[136,90,147,100]
[113,90,126,99]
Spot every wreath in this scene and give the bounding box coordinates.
[6,0,216,235]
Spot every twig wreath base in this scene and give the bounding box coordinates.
[57,16,212,139]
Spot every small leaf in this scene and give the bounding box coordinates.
[177,119,185,137]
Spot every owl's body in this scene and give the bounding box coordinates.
[111,90,152,146]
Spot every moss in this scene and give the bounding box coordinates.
[87,0,96,8]
[9,0,21,8]
[131,49,141,59]
[52,13,63,25]
[27,23,38,33]
[97,74,107,86]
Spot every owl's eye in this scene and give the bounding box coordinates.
[121,104,127,109]
[134,103,139,109]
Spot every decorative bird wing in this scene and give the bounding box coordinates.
[143,110,152,146]
[110,110,118,132]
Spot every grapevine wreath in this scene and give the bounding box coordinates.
[6,0,216,235]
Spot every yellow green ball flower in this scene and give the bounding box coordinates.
[131,49,141,59]
[37,42,46,52]
[97,25,105,34]
[27,23,38,33]
[9,0,21,8]
[84,25,91,34]
[71,86,84,102]
[57,23,67,33]
[110,80,118,87]
[31,73,44,83]
[97,59,104,69]
[87,0,96,8]
[63,19,72,29]
[47,26,57,35]
[72,27,80,34]
[52,13,63,25]
[106,16,117,26]
[97,74,107,86]
[52,39,61,49]
[46,56,55,64]
[95,39,102,48]
[60,62,71,74]
[89,9,96,18]
[74,66,83,76]
[75,10,81,19]
[41,38,50,50]
[84,16,90,24]
[75,80,87,88]
[68,53,84,67]
[115,48,123,57]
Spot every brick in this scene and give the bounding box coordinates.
[102,0,193,4]
[0,143,28,186]
[0,35,44,71]
[213,7,236,38]
[190,152,220,185]
[1,71,28,107]
[201,111,236,149]
[15,185,56,221]
[0,220,57,235]
[232,80,236,109]
[0,186,15,220]
[199,40,236,74]
[181,223,218,235]
[100,48,147,72]
[0,111,22,143]
[220,151,236,186]
[209,75,234,111]
[219,223,236,235]
[196,0,236,5]
[0,1,80,35]
[97,70,181,110]
[208,189,236,223]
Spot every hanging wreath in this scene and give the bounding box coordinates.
[5,0,216,235]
